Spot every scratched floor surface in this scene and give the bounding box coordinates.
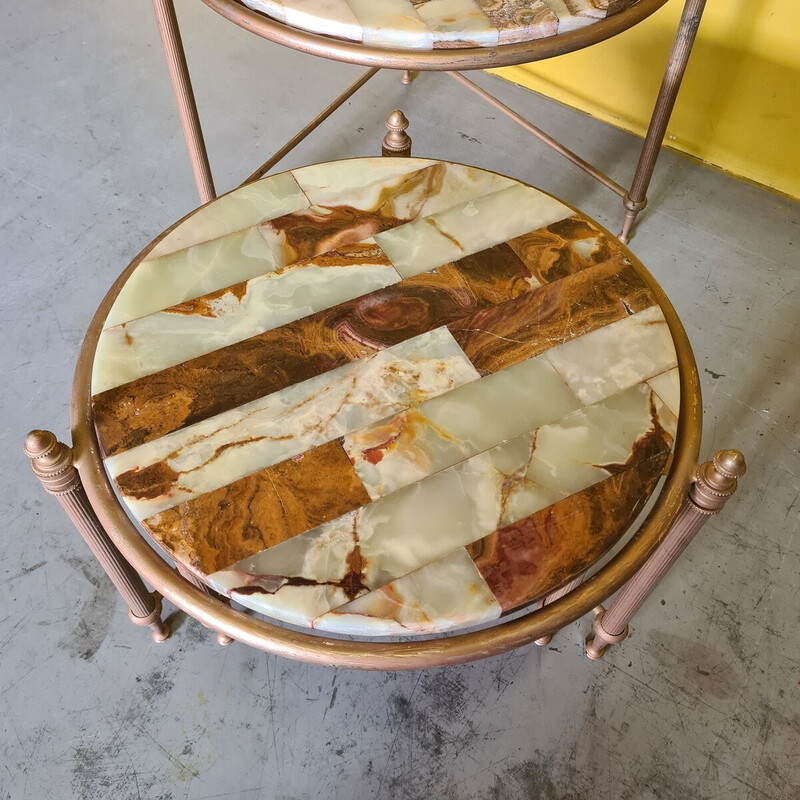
[2,3,799,799]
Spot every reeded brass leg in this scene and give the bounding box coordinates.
[382,110,412,158]
[618,0,707,243]
[151,0,216,203]
[24,430,170,643]
[175,563,234,646]
[585,450,746,659]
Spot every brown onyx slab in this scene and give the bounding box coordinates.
[449,255,654,375]
[92,243,534,457]
[506,215,627,284]
[140,440,371,577]
[468,451,669,612]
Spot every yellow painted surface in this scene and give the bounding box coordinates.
[492,1,800,199]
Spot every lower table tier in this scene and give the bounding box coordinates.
[89,157,681,636]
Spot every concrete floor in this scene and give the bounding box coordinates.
[2,3,799,799]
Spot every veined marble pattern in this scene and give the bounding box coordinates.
[106,327,480,520]
[240,0,638,49]
[92,240,400,394]
[208,379,675,626]
[93,158,684,636]
[374,183,572,278]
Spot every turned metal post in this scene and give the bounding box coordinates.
[586,449,746,659]
[24,430,170,643]
[382,110,412,158]
[151,0,216,204]
[619,0,707,242]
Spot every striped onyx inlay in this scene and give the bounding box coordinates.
[92,158,680,637]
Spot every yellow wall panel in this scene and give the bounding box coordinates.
[492,0,800,199]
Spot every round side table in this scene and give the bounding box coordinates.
[150,0,708,241]
[26,147,745,668]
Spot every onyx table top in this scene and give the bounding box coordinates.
[91,157,680,636]
[238,0,640,50]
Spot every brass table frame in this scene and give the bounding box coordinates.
[26,133,746,667]
[22,0,747,670]
[152,0,707,242]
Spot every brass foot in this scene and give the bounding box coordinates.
[585,608,628,660]
[618,195,647,244]
[129,592,171,643]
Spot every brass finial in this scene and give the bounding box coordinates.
[382,110,412,158]
[24,429,58,460]
[691,449,747,513]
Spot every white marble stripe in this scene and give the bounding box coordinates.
[374,183,572,278]
[106,225,286,330]
[283,0,364,41]
[344,352,581,499]
[105,327,480,520]
[144,172,309,261]
[292,159,518,221]
[208,381,676,625]
[290,158,437,209]
[415,0,499,47]
[313,548,501,635]
[544,305,678,406]
[646,367,681,418]
[347,0,434,48]
[92,240,401,394]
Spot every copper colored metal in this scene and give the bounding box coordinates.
[585,449,746,659]
[201,0,669,71]
[24,430,170,643]
[243,67,380,183]
[128,592,170,642]
[446,71,627,198]
[151,0,216,204]
[619,0,708,242]
[176,562,235,646]
[400,70,414,85]
[68,194,703,669]
[152,0,705,240]
[382,110,412,158]
[534,573,587,646]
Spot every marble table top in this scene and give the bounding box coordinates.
[92,157,680,637]
[240,0,640,50]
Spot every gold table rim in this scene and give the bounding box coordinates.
[70,157,702,669]
[200,0,670,71]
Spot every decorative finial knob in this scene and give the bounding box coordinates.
[691,449,747,513]
[24,429,57,459]
[24,429,77,494]
[713,449,747,479]
[382,110,412,158]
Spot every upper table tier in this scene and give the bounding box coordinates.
[238,0,640,50]
[91,157,681,637]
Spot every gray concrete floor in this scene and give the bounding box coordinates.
[2,3,799,799]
